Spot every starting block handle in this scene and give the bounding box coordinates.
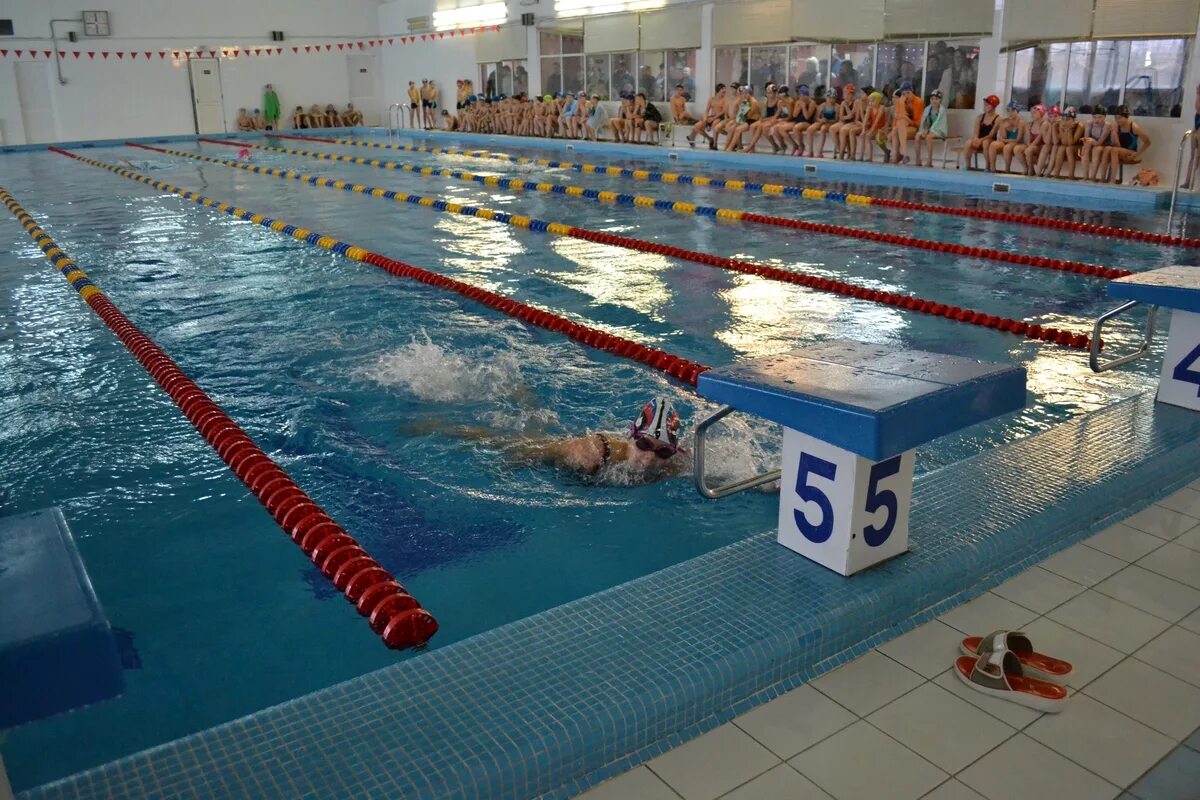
[693,405,782,499]
[1090,301,1159,373]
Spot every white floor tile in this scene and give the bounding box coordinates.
[1122,504,1200,539]
[1038,544,1126,586]
[1175,524,1200,552]
[1092,565,1200,623]
[931,668,1044,729]
[790,721,947,800]
[647,724,779,800]
[1157,487,1200,519]
[991,567,1086,615]
[576,766,682,800]
[938,593,1038,637]
[1084,523,1166,563]
[1019,617,1126,689]
[1084,658,1200,739]
[958,734,1120,800]
[733,685,855,760]
[718,764,832,800]
[811,651,924,717]
[1047,590,1171,653]
[1135,626,1200,688]
[867,683,1016,773]
[1025,693,1175,787]
[921,779,985,800]
[1180,606,1200,634]
[1137,543,1200,590]
[877,620,966,679]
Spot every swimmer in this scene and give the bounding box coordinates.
[422,398,689,484]
[342,103,363,126]
[440,108,460,131]
[235,107,253,131]
[291,105,310,129]
[251,108,267,130]
[407,80,421,127]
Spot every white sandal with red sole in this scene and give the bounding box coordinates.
[960,630,1073,685]
[955,650,1069,713]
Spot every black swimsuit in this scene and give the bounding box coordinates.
[978,113,997,138]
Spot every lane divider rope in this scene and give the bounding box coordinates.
[207,137,1129,282]
[0,178,438,651]
[270,132,1198,250]
[52,146,710,389]
[147,141,1094,349]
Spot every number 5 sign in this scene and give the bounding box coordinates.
[1157,310,1200,411]
[778,428,915,575]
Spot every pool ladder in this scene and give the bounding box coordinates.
[387,103,408,137]
[1166,129,1194,237]
[1089,301,1159,373]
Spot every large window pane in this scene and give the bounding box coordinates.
[1087,40,1128,109]
[789,44,828,92]
[479,63,491,97]
[542,57,563,95]
[563,34,584,54]
[512,60,528,96]
[586,54,609,98]
[1011,43,1068,109]
[927,41,978,109]
[666,50,697,98]
[1064,41,1091,109]
[562,54,584,94]
[715,46,749,88]
[610,52,636,96]
[540,32,561,56]
[640,50,666,100]
[1126,38,1187,117]
[875,41,924,95]
[749,45,788,91]
[831,45,872,94]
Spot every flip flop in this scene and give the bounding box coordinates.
[955,651,1068,713]
[961,630,1073,685]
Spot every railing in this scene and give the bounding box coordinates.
[387,103,405,136]
[1089,301,1159,373]
[1166,128,1193,235]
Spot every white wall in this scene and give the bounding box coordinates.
[0,0,381,143]
[379,0,477,113]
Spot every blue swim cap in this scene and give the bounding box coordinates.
[900,81,913,92]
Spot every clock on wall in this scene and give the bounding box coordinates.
[82,10,110,37]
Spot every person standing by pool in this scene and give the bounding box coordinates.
[407,81,421,127]
[263,84,280,130]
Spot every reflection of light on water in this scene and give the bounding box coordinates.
[547,236,673,315]
[434,213,523,285]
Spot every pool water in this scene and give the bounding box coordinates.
[0,138,1187,790]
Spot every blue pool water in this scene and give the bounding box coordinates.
[0,138,1188,790]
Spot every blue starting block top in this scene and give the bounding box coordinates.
[0,507,123,730]
[1108,265,1200,312]
[697,341,1027,460]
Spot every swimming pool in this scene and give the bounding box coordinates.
[0,135,1188,791]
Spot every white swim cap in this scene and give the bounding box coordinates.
[631,397,681,447]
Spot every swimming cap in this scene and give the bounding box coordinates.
[544,94,553,102]
[984,94,1000,107]
[1032,103,1046,115]
[1115,104,1131,117]
[1093,105,1107,115]
[1007,101,1020,111]
[929,89,943,99]
[631,398,681,449]
[870,91,884,102]
[1049,105,1061,117]
[1064,106,1077,119]
[900,81,913,92]
[797,85,811,96]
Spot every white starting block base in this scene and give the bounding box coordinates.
[778,429,916,576]
[1157,309,1200,412]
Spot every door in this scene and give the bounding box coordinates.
[15,61,58,143]
[346,54,380,126]
[188,57,226,134]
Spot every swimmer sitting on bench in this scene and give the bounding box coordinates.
[235,108,254,131]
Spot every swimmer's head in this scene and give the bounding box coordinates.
[630,398,683,459]
[1115,104,1131,118]
[1063,106,1077,119]
[797,85,811,97]
[984,94,1000,109]
[869,91,884,103]
[929,89,943,102]
[1007,101,1020,112]
[1032,103,1047,117]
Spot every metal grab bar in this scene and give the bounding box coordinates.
[693,405,782,499]
[1089,300,1159,372]
[387,103,403,136]
[1166,129,1193,235]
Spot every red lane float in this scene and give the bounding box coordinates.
[2,175,437,651]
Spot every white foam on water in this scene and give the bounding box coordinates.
[364,330,527,403]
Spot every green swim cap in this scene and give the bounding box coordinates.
[870,91,884,102]
[544,94,553,102]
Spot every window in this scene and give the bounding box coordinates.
[664,50,698,99]
[874,41,925,96]
[540,31,584,96]
[925,41,978,109]
[1011,38,1187,117]
[749,45,788,91]
[715,47,749,89]
[639,50,666,100]
[789,44,828,93]
[478,60,528,98]
[586,54,610,99]
[831,45,873,94]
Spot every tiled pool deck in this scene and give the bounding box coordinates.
[579,490,1200,800]
[17,390,1200,799]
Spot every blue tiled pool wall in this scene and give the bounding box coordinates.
[22,390,1200,800]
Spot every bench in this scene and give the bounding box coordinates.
[1104,265,1200,410]
[0,508,124,731]
[694,341,1027,575]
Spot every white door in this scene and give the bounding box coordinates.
[346,54,380,126]
[188,57,226,133]
[15,61,58,143]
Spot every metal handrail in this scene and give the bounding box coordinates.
[1166,128,1193,235]
[387,103,403,136]
[693,405,782,499]
[1089,300,1159,373]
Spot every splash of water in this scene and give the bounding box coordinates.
[363,329,527,403]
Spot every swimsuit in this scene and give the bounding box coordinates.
[1088,121,1106,140]
[821,105,836,121]
[1118,126,1138,150]
[764,100,777,118]
[978,113,997,138]
[735,100,751,125]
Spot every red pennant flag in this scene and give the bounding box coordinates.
[58,50,66,57]
[88,51,95,59]
[172,50,180,58]
[420,34,427,41]
[337,43,344,50]
[304,45,311,53]
[116,51,123,59]
[130,52,138,59]
[29,50,37,58]
[101,51,109,58]
[388,37,394,44]
[0,50,6,57]
[159,51,166,58]
[275,47,282,54]
[293,46,300,53]
[357,41,364,48]
[324,43,332,51]
[44,50,52,58]
[14,50,22,57]
[73,51,81,58]
[368,40,375,47]
[438,32,445,39]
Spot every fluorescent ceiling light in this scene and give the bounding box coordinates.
[432,2,507,30]
[554,0,665,17]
